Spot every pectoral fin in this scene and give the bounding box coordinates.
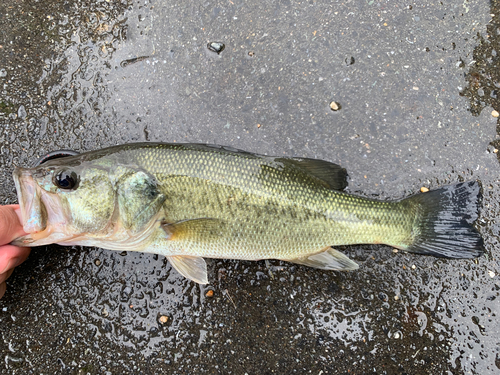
[285,247,358,271]
[167,255,208,284]
[161,218,224,242]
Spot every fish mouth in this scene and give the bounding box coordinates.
[12,167,75,246]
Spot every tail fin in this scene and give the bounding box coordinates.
[403,181,484,258]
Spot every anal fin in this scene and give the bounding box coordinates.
[284,247,358,271]
[167,255,208,284]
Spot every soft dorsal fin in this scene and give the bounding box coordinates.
[284,247,358,270]
[276,157,348,190]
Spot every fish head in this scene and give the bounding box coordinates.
[13,157,115,246]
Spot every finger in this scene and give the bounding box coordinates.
[0,282,5,299]
[0,245,31,274]
[0,205,27,245]
[0,268,14,284]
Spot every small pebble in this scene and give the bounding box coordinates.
[411,265,416,269]
[492,110,499,117]
[206,290,214,297]
[488,270,495,278]
[329,101,340,111]
[494,149,498,153]
[420,187,429,193]
[159,315,169,324]
[248,51,255,57]
[257,124,261,128]
[394,295,399,301]
[95,259,101,266]
[393,332,400,339]
[392,248,398,253]
[18,105,27,120]
[207,42,225,54]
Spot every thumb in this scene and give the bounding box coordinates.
[0,205,27,245]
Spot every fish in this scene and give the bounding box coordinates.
[12,143,484,284]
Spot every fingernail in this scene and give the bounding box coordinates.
[14,207,23,224]
[14,208,28,236]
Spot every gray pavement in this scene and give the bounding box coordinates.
[1,0,499,373]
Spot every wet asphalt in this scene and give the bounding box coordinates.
[1,0,500,374]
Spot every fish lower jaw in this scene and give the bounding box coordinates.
[12,230,78,247]
[57,237,154,252]
[57,226,159,252]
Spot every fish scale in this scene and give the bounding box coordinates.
[13,143,484,284]
[118,144,415,258]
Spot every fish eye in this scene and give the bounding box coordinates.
[53,169,79,190]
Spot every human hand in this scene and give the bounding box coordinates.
[0,205,30,299]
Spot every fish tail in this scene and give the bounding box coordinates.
[402,181,484,258]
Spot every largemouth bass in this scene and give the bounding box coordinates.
[12,143,484,283]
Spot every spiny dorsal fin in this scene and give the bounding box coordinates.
[276,157,348,190]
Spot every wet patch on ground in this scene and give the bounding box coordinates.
[1,0,500,374]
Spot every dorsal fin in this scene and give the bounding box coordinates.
[276,157,348,190]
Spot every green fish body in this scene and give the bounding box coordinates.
[13,143,484,283]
